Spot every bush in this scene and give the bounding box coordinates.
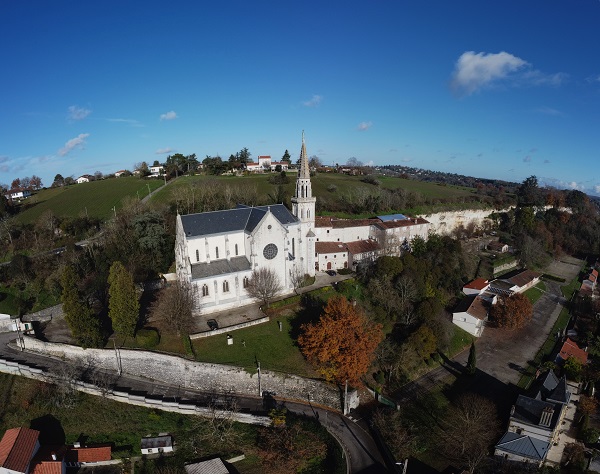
[338,268,353,275]
[582,427,599,445]
[135,328,160,348]
[361,175,380,186]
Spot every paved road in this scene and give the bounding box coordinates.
[0,332,389,474]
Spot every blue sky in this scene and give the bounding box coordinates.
[2,1,600,195]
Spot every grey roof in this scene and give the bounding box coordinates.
[141,435,172,449]
[495,431,549,461]
[534,371,570,405]
[185,458,229,474]
[377,213,407,222]
[181,204,298,238]
[191,256,252,280]
[513,395,560,429]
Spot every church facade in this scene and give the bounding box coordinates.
[175,133,431,315]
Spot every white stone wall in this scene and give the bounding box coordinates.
[419,208,512,235]
[21,337,353,410]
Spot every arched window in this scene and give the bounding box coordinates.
[215,247,219,259]
[235,244,239,256]
[243,276,250,288]
[202,284,209,297]
[223,280,229,292]
[195,249,199,262]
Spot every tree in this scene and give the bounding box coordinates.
[281,149,291,163]
[93,171,103,180]
[11,178,20,189]
[406,325,437,360]
[490,293,533,330]
[108,261,140,338]
[563,357,583,382]
[61,264,103,348]
[30,175,42,189]
[372,407,416,461]
[52,174,64,187]
[238,147,251,164]
[149,280,194,335]
[466,342,476,375]
[517,175,542,207]
[442,393,501,474]
[134,161,149,177]
[298,295,384,386]
[246,268,282,308]
[308,155,321,168]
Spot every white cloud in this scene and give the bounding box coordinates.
[523,156,532,163]
[59,133,89,156]
[568,181,582,190]
[68,105,91,121]
[160,111,178,121]
[155,147,173,154]
[357,121,372,131]
[108,118,143,127]
[303,95,322,107]
[365,160,374,166]
[451,51,528,96]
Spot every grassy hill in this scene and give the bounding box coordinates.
[14,177,164,224]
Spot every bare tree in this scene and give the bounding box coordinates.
[246,268,282,308]
[149,280,195,335]
[289,269,306,294]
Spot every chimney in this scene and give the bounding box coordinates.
[51,453,57,461]
[74,441,81,448]
[539,406,554,427]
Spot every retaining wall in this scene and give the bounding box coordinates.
[21,337,357,411]
[190,317,269,339]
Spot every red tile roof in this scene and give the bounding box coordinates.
[454,294,488,320]
[0,427,40,474]
[559,338,588,365]
[65,446,112,463]
[464,278,489,290]
[315,241,348,254]
[375,217,430,229]
[508,270,541,288]
[314,217,379,228]
[345,240,379,255]
[30,460,63,474]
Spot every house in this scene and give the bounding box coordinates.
[64,442,111,466]
[114,170,127,177]
[452,294,489,337]
[315,242,349,271]
[76,175,93,184]
[245,155,272,173]
[269,161,289,171]
[140,435,173,455]
[556,337,588,365]
[0,427,41,474]
[462,278,489,295]
[184,459,230,474]
[488,269,541,296]
[4,189,31,201]
[488,241,509,253]
[29,447,65,474]
[495,371,571,465]
[149,166,164,178]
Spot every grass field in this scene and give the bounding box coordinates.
[15,177,164,224]
[524,281,547,305]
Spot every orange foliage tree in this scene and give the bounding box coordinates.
[490,293,533,330]
[298,295,384,386]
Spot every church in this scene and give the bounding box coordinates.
[175,133,431,314]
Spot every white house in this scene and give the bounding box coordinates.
[149,165,164,177]
[141,435,173,455]
[452,294,489,337]
[114,170,127,177]
[245,155,272,173]
[4,189,31,201]
[269,161,289,171]
[462,278,490,295]
[76,175,93,184]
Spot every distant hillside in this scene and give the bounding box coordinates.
[14,177,164,224]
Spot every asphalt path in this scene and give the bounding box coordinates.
[0,332,389,474]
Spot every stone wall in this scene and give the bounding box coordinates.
[21,337,356,411]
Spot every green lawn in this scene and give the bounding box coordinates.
[524,281,547,305]
[15,177,164,224]
[192,315,317,377]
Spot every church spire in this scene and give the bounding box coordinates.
[299,130,310,179]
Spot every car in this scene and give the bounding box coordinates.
[207,319,219,330]
[326,270,337,276]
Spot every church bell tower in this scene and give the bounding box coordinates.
[291,131,316,223]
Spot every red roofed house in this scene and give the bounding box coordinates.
[452,294,489,337]
[0,427,41,474]
[463,278,490,296]
[556,338,588,366]
[64,443,111,466]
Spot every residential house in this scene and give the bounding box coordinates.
[76,175,93,184]
[0,427,41,474]
[556,337,588,365]
[315,242,349,271]
[140,435,173,455]
[495,371,571,466]
[4,189,31,201]
[149,166,164,178]
[269,161,289,171]
[488,269,541,296]
[488,241,509,253]
[184,458,230,474]
[452,294,489,337]
[245,156,272,173]
[462,278,489,295]
[114,170,127,177]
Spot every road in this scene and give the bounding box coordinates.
[0,332,389,474]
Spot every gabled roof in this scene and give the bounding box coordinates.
[0,427,40,473]
[488,241,507,250]
[533,371,570,404]
[141,436,172,449]
[463,278,489,291]
[181,204,298,238]
[495,431,549,461]
[185,458,230,474]
[453,294,488,320]
[345,239,379,255]
[315,242,347,254]
[507,269,541,288]
[65,445,112,463]
[512,395,560,430]
[191,256,252,280]
[314,216,379,229]
[558,338,588,365]
[375,217,429,230]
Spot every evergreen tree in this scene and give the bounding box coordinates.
[108,261,140,338]
[466,342,476,375]
[61,264,103,348]
[281,149,291,163]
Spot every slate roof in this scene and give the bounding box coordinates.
[185,458,230,474]
[181,204,298,238]
[453,294,488,320]
[495,431,549,461]
[512,395,560,429]
[532,371,570,405]
[191,256,252,280]
[0,427,40,474]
